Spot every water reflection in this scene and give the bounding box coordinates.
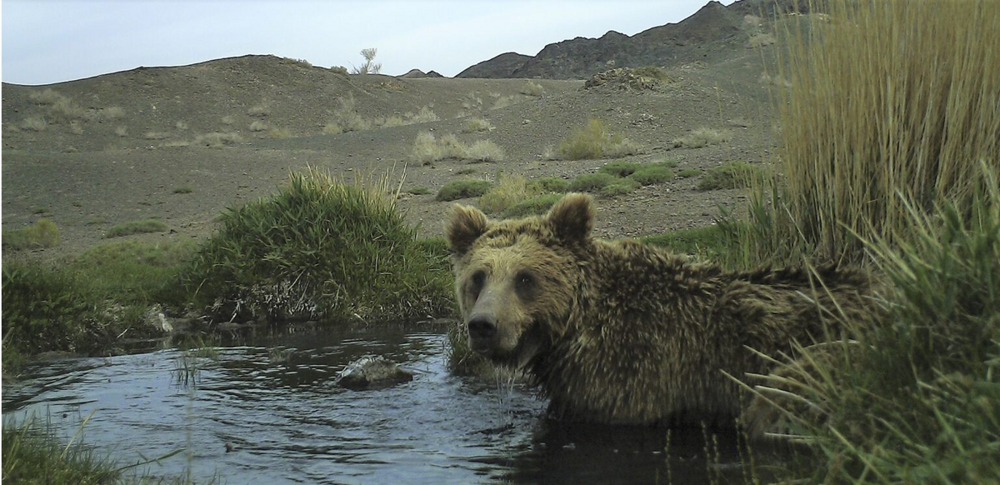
[2,325,768,484]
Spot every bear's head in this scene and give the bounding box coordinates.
[446,193,594,367]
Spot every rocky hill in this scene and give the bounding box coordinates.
[456,0,796,79]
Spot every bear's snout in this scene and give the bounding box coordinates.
[467,315,497,353]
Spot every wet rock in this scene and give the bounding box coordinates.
[336,356,413,390]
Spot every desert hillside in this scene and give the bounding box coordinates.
[2,1,786,258]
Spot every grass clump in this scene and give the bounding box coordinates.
[598,161,639,177]
[600,180,639,198]
[502,193,564,218]
[189,168,454,322]
[696,161,764,191]
[104,220,168,238]
[462,118,494,133]
[640,225,728,260]
[756,172,1000,482]
[173,187,193,194]
[464,139,506,163]
[533,177,570,193]
[740,0,1000,264]
[671,128,730,148]
[2,419,120,484]
[478,174,543,215]
[677,169,701,179]
[519,80,545,96]
[3,219,60,250]
[436,179,492,202]
[559,119,641,160]
[628,163,675,185]
[411,132,505,164]
[567,173,618,193]
[407,187,431,195]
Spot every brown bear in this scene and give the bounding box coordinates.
[447,193,876,434]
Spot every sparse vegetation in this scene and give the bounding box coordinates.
[671,128,730,148]
[20,116,47,132]
[640,225,727,260]
[249,121,268,132]
[478,174,542,215]
[173,187,193,194]
[435,179,492,202]
[534,177,570,193]
[520,80,545,96]
[143,131,169,140]
[114,126,127,137]
[407,187,432,195]
[104,219,168,238]
[352,47,382,75]
[628,162,675,185]
[411,132,505,164]
[559,119,641,160]
[502,193,563,218]
[567,173,618,193]
[696,161,765,191]
[677,169,701,178]
[598,161,639,177]
[2,219,60,250]
[747,32,776,48]
[462,117,494,133]
[2,418,122,484]
[599,180,639,198]
[247,103,271,117]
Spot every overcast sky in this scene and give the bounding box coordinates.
[2,1,733,86]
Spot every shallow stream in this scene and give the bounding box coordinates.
[2,325,767,484]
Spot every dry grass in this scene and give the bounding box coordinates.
[144,131,169,140]
[671,128,730,148]
[478,173,543,215]
[749,0,1000,262]
[247,103,271,117]
[28,89,64,105]
[20,117,47,132]
[464,140,505,163]
[462,118,494,133]
[114,126,127,137]
[411,132,504,164]
[249,121,268,132]
[747,32,776,48]
[519,80,545,96]
[559,118,643,160]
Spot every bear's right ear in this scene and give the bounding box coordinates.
[447,204,488,255]
[548,193,594,243]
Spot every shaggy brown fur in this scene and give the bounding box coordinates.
[447,193,877,435]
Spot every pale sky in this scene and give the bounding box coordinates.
[2,1,733,86]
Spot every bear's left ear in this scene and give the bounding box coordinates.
[547,193,594,243]
[447,204,488,255]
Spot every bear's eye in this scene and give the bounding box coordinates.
[470,270,487,297]
[515,270,536,299]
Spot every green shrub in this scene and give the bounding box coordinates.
[532,177,570,193]
[568,173,618,193]
[598,161,639,177]
[628,164,675,185]
[697,162,764,191]
[671,128,730,148]
[436,179,492,201]
[640,225,728,259]
[559,119,633,160]
[104,219,168,238]
[503,193,564,218]
[1,261,92,354]
[407,187,432,195]
[478,174,542,215]
[2,219,60,250]
[599,182,636,198]
[756,170,1000,482]
[677,169,701,178]
[189,168,455,323]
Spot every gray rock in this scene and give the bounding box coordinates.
[336,356,413,390]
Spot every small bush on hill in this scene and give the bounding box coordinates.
[672,128,730,148]
[520,81,545,96]
[3,219,60,250]
[628,163,675,185]
[462,118,494,133]
[533,177,570,193]
[559,119,641,160]
[104,220,168,238]
[478,174,543,215]
[567,173,618,193]
[436,179,492,202]
[600,180,639,198]
[697,161,765,191]
[598,161,639,177]
[503,193,564,218]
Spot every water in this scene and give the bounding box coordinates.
[2,325,766,484]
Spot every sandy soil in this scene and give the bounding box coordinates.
[2,50,777,259]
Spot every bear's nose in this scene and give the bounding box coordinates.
[467,316,497,341]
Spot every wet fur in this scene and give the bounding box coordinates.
[448,194,876,434]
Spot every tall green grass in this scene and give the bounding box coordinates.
[744,0,1000,264]
[188,168,454,323]
[753,169,1000,482]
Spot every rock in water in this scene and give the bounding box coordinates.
[336,356,413,390]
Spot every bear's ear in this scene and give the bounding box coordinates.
[547,193,594,243]
[447,204,489,255]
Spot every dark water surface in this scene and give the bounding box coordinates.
[2,326,768,484]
